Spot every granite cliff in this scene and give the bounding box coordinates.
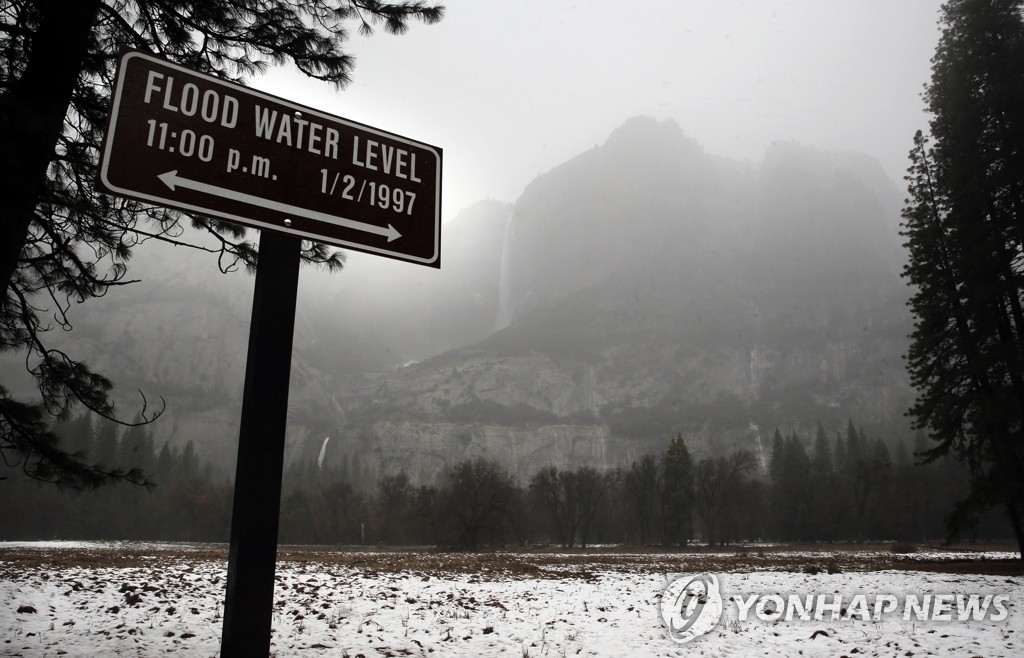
[313,118,913,482]
[5,117,913,481]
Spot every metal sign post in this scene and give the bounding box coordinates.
[219,230,300,657]
[96,50,442,657]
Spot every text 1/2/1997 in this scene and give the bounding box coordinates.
[319,169,417,216]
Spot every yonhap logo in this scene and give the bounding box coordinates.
[659,574,724,643]
[658,574,1011,645]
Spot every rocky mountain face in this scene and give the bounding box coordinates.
[318,117,914,482]
[2,198,513,468]
[5,116,914,482]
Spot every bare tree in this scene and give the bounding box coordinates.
[624,455,659,545]
[574,466,607,548]
[694,450,757,547]
[441,458,515,550]
[529,466,580,547]
[376,471,413,544]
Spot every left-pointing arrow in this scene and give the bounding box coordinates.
[157,170,401,242]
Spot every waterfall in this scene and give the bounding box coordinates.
[749,423,767,475]
[495,208,516,330]
[317,436,331,469]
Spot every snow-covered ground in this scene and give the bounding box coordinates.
[0,542,1020,656]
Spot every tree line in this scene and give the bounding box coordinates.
[1,415,1011,548]
[0,414,232,541]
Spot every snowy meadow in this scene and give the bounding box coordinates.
[0,542,1020,657]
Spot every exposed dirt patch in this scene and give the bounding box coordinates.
[2,541,1017,579]
[890,558,1024,576]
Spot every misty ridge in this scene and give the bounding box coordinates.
[15,115,913,478]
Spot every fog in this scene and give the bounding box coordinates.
[254,0,941,226]
[3,0,946,473]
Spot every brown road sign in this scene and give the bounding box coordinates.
[97,50,442,267]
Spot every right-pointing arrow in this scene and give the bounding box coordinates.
[157,170,401,242]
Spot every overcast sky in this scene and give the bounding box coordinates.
[254,0,943,224]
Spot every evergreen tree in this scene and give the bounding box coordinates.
[846,427,887,542]
[892,439,920,540]
[659,435,694,546]
[61,412,95,460]
[92,419,120,471]
[180,440,199,481]
[768,429,786,485]
[895,439,911,471]
[901,0,1024,556]
[780,433,811,539]
[768,428,787,537]
[809,426,845,542]
[867,437,894,537]
[0,0,443,487]
[768,430,814,540]
[844,420,864,468]
[833,430,847,474]
[155,442,175,484]
[811,422,834,477]
[870,437,893,473]
[118,419,155,476]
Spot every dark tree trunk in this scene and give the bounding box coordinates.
[0,0,101,307]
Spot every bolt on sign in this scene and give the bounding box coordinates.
[97,50,442,267]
